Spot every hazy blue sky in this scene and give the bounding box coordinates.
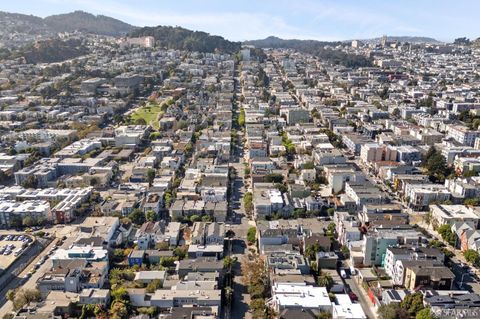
[1,0,478,41]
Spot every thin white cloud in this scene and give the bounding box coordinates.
[41,0,324,41]
[40,0,344,41]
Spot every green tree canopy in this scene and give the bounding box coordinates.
[247,227,256,244]
[128,208,146,226]
[400,293,425,317]
[416,308,437,319]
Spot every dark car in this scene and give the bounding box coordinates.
[349,292,358,302]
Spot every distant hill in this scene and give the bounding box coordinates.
[244,36,372,68]
[359,36,442,44]
[244,36,340,49]
[0,10,135,48]
[130,26,241,53]
[0,11,55,47]
[44,11,135,36]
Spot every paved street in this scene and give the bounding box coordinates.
[344,275,378,319]
[231,242,252,319]
[0,237,58,318]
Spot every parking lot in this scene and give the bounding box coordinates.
[0,234,34,271]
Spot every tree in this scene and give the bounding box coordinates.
[201,215,212,222]
[378,303,408,319]
[22,216,35,227]
[326,207,335,216]
[113,249,125,262]
[437,224,456,246]
[134,118,147,125]
[146,168,156,187]
[305,244,320,261]
[242,255,269,315]
[247,227,256,244]
[423,146,450,181]
[189,214,201,222]
[249,298,266,317]
[282,132,296,156]
[464,198,480,206]
[426,152,448,179]
[238,107,245,127]
[6,289,15,302]
[264,173,283,183]
[22,289,41,303]
[424,146,437,163]
[12,289,41,311]
[145,279,162,293]
[145,210,157,222]
[164,191,173,208]
[111,287,129,302]
[454,37,471,45]
[244,192,253,214]
[317,273,333,289]
[173,246,187,259]
[317,311,333,319]
[160,256,176,268]
[341,245,350,259]
[185,142,193,154]
[109,301,128,319]
[138,307,156,316]
[275,183,288,193]
[463,249,480,265]
[326,222,336,236]
[128,208,146,225]
[416,308,437,319]
[223,256,236,269]
[21,175,38,189]
[400,293,425,317]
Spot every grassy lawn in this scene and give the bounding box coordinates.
[130,102,163,129]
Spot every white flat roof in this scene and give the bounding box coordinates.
[272,283,330,308]
[333,303,367,319]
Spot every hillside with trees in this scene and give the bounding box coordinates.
[244,36,373,67]
[129,26,241,53]
[44,11,135,36]
[0,10,135,48]
[15,38,89,64]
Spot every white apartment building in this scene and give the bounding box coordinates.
[0,200,51,228]
[430,204,480,229]
[269,283,331,313]
[447,125,480,147]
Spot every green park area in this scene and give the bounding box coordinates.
[129,98,174,130]
[129,102,163,129]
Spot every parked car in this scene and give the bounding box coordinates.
[349,292,358,302]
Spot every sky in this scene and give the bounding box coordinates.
[1,0,478,42]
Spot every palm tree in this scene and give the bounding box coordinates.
[223,256,237,269]
[317,273,334,289]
